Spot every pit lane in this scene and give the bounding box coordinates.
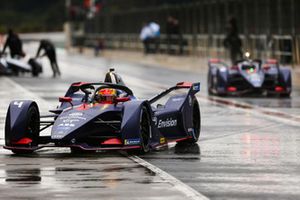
[0,43,300,199]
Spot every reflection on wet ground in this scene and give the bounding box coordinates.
[5,168,41,183]
[0,150,188,200]
[141,99,300,200]
[142,143,201,161]
[227,96,295,108]
[240,133,281,159]
[174,143,201,155]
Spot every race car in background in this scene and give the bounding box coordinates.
[4,69,201,154]
[207,56,292,97]
[0,53,42,77]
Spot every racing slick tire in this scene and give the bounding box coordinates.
[177,98,201,144]
[5,103,40,154]
[11,68,19,76]
[128,106,151,155]
[29,58,42,77]
[280,93,291,98]
[207,72,214,95]
[207,80,214,95]
[139,106,151,153]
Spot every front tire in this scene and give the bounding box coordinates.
[5,103,40,154]
[128,106,151,155]
[139,106,151,153]
[207,72,213,95]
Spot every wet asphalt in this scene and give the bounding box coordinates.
[0,43,300,199]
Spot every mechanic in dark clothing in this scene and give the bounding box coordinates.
[223,17,243,65]
[2,29,24,58]
[166,16,183,55]
[36,39,61,77]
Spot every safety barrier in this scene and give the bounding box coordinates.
[72,33,300,66]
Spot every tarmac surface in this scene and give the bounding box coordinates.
[0,42,300,200]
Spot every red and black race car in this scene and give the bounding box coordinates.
[4,69,201,154]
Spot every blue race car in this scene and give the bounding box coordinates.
[4,69,201,154]
[207,58,292,97]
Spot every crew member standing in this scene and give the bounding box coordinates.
[36,39,61,77]
[2,29,24,58]
[223,17,243,64]
[140,22,153,54]
[149,22,160,53]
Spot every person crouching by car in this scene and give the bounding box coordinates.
[2,29,25,58]
[36,39,61,78]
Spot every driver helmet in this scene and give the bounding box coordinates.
[96,88,117,103]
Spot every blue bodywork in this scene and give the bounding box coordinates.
[4,78,201,153]
[207,58,292,97]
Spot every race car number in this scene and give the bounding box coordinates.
[13,101,23,108]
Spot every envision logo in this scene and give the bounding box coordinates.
[158,118,177,128]
[69,112,83,116]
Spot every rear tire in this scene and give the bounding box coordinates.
[29,58,42,77]
[12,68,19,76]
[280,93,291,98]
[178,98,201,144]
[207,73,213,95]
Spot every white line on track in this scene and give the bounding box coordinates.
[128,155,210,200]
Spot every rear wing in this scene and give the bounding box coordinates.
[149,82,200,104]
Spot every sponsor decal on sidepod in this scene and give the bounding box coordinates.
[157,118,177,128]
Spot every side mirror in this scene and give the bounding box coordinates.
[59,97,73,103]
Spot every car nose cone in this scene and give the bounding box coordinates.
[246,73,264,88]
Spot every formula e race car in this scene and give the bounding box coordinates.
[0,53,42,77]
[207,57,292,97]
[4,69,201,154]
